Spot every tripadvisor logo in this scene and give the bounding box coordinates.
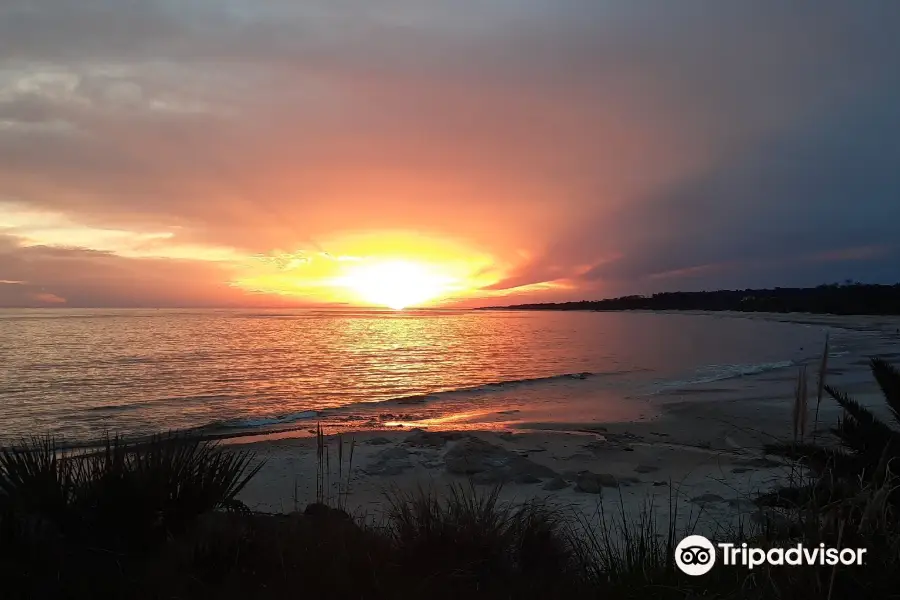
[675,535,867,576]
[675,535,717,576]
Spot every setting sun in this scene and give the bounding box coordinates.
[228,230,500,307]
[338,260,455,309]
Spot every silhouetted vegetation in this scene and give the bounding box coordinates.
[754,358,900,598]
[484,282,900,315]
[385,484,580,598]
[5,401,900,598]
[0,434,261,598]
[764,357,900,505]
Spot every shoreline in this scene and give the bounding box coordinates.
[222,310,898,443]
[10,310,896,530]
[35,311,900,453]
[233,311,900,530]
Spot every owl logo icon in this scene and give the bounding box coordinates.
[675,535,716,575]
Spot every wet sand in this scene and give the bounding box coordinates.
[234,312,900,533]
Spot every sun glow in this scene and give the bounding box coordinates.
[338,260,454,309]
[230,231,502,306]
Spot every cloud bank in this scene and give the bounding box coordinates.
[1,1,898,306]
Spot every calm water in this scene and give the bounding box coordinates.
[0,309,831,445]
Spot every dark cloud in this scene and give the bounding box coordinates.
[1,1,899,305]
[573,85,900,291]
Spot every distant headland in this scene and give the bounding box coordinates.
[479,282,900,315]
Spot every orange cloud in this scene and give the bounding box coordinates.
[1,2,898,307]
[31,292,66,304]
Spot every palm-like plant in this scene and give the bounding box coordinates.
[0,434,262,551]
[764,357,900,504]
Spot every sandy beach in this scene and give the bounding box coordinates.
[233,311,900,534]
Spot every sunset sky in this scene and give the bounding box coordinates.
[1,1,899,308]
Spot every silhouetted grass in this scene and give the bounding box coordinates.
[5,421,900,599]
[0,434,261,552]
[316,423,355,510]
[385,483,580,598]
[753,355,900,598]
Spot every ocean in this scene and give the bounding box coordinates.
[0,309,832,446]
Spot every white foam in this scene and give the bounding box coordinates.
[654,360,794,391]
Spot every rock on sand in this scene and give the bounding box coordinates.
[444,436,558,484]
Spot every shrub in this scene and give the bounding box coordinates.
[0,434,261,552]
[764,357,900,504]
[386,483,581,598]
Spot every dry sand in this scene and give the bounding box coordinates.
[232,312,900,534]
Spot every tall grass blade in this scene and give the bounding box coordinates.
[814,333,830,439]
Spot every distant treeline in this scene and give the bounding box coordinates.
[482,283,900,315]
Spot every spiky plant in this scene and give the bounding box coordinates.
[76,434,262,546]
[0,433,262,551]
[0,436,79,544]
[765,357,900,501]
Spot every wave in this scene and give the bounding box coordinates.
[386,371,600,404]
[108,356,158,365]
[192,371,611,436]
[84,394,237,413]
[654,360,794,391]
[212,410,320,429]
[85,403,142,413]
